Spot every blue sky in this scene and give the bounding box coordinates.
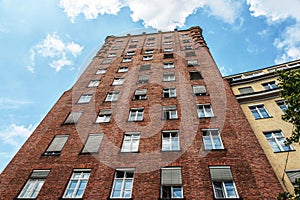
[1,0,300,172]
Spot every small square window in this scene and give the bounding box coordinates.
[77,94,93,104]
[112,46,119,50]
[164,41,173,45]
[145,49,154,54]
[249,104,270,119]
[115,40,123,44]
[164,48,173,52]
[181,34,189,37]
[162,105,178,120]
[161,167,183,198]
[193,85,206,96]
[162,131,180,151]
[122,57,132,63]
[239,86,254,94]
[164,53,174,59]
[187,60,198,66]
[143,55,153,61]
[108,53,116,58]
[110,170,135,198]
[183,39,191,43]
[197,104,214,118]
[64,112,82,124]
[126,51,135,56]
[118,66,128,73]
[163,73,175,82]
[163,88,176,98]
[96,110,112,123]
[202,129,224,150]
[264,130,292,152]
[185,51,196,57]
[128,108,144,121]
[112,77,125,86]
[129,45,137,49]
[163,62,174,69]
[262,81,278,90]
[102,59,112,64]
[148,37,155,41]
[121,132,140,152]
[146,43,155,47]
[88,79,100,87]
[82,134,103,153]
[96,68,107,75]
[105,91,120,102]
[189,71,202,80]
[276,100,288,112]
[133,89,147,100]
[131,39,139,42]
[164,36,172,39]
[140,64,151,71]
[63,170,91,198]
[184,46,193,50]
[137,75,149,84]
[44,135,69,156]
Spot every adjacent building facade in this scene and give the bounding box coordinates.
[225,59,300,193]
[0,27,282,199]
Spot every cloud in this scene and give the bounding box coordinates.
[0,124,34,148]
[59,0,242,30]
[247,0,300,63]
[27,33,83,72]
[0,98,32,110]
[219,66,232,76]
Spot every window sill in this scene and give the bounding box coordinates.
[254,116,272,120]
[274,149,295,154]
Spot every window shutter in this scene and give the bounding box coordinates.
[190,71,202,80]
[163,105,177,110]
[209,166,233,181]
[46,135,69,152]
[161,167,182,185]
[185,51,196,57]
[135,89,147,95]
[138,75,149,83]
[238,87,254,94]
[187,60,198,66]
[193,85,206,94]
[286,171,300,184]
[31,170,50,178]
[140,64,151,71]
[64,112,82,124]
[82,134,104,153]
[99,110,112,115]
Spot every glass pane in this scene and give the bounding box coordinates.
[269,140,281,152]
[31,180,44,198]
[123,190,132,198]
[19,180,36,197]
[251,110,260,119]
[162,186,171,198]
[259,107,269,118]
[213,137,222,149]
[124,180,133,189]
[69,180,78,189]
[126,172,134,178]
[78,180,87,190]
[116,171,125,178]
[65,189,74,198]
[112,189,121,197]
[173,186,183,198]
[224,182,237,197]
[73,172,81,178]
[198,109,205,117]
[114,180,123,189]
[213,182,224,198]
[204,137,212,149]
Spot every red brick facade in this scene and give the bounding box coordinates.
[0,27,282,199]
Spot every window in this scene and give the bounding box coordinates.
[164,48,173,52]
[145,49,154,54]
[238,86,254,94]
[202,129,224,150]
[164,41,173,45]
[164,36,172,39]
[164,53,174,59]
[96,68,107,74]
[162,130,180,151]
[231,76,242,81]
[102,59,112,64]
[163,62,174,69]
[128,45,137,49]
[118,66,128,73]
[131,39,138,42]
[77,94,92,104]
[187,60,198,66]
[133,89,147,100]
[185,51,196,57]
[110,169,135,198]
[137,75,149,84]
[143,55,153,61]
[44,135,69,156]
[147,43,154,47]
[162,105,178,120]
[192,85,206,96]
[163,88,176,98]
[197,104,214,118]
[96,110,112,123]
[209,166,239,199]
[148,37,155,41]
[121,132,140,152]
[105,91,120,102]
[183,39,191,43]
[112,77,125,86]
[244,71,264,79]
[88,79,100,87]
[82,133,103,153]
[63,170,91,199]
[112,46,119,50]
[140,64,151,71]
[18,170,50,199]
[181,34,189,37]
[264,130,292,152]
[126,51,135,56]
[163,73,175,82]
[116,41,123,44]
[249,105,270,119]
[108,53,116,58]
[161,167,183,198]
[286,170,300,187]
[122,57,132,63]
[184,46,193,50]
[64,111,82,124]
[262,81,278,90]
[276,100,288,112]
[189,71,202,80]
[128,108,144,121]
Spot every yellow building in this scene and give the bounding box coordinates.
[225,59,300,193]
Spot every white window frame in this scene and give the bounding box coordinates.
[122,58,132,63]
[143,55,153,61]
[162,106,178,120]
[121,132,140,152]
[128,108,144,121]
[212,181,239,199]
[164,48,173,52]
[133,89,147,100]
[137,75,149,84]
[145,49,154,54]
[105,91,120,102]
[161,186,183,199]
[202,129,224,150]
[118,66,128,73]
[112,77,125,86]
[126,51,135,56]
[77,94,92,104]
[96,110,112,123]
[264,130,293,152]
[262,81,278,90]
[88,79,100,87]
[163,73,175,82]
[108,53,116,58]
[110,169,135,198]
[146,43,154,47]
[163,88,176,98]
[162,130,180,151]
[96,68,107,74]
[249,104,271,119]
[197,104,214,118]
[276,100,288,112]
[164,41,173,45]
[63,170,91,199]
[163,62,174,69]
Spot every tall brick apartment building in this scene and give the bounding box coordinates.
[0,27,282,199]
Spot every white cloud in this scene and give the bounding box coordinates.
[59,0,242,30]
[0,98,32,110]
[0,124,34,148]
[247,0,300,63]
[27,33,83,72]
[219,66,232,76]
